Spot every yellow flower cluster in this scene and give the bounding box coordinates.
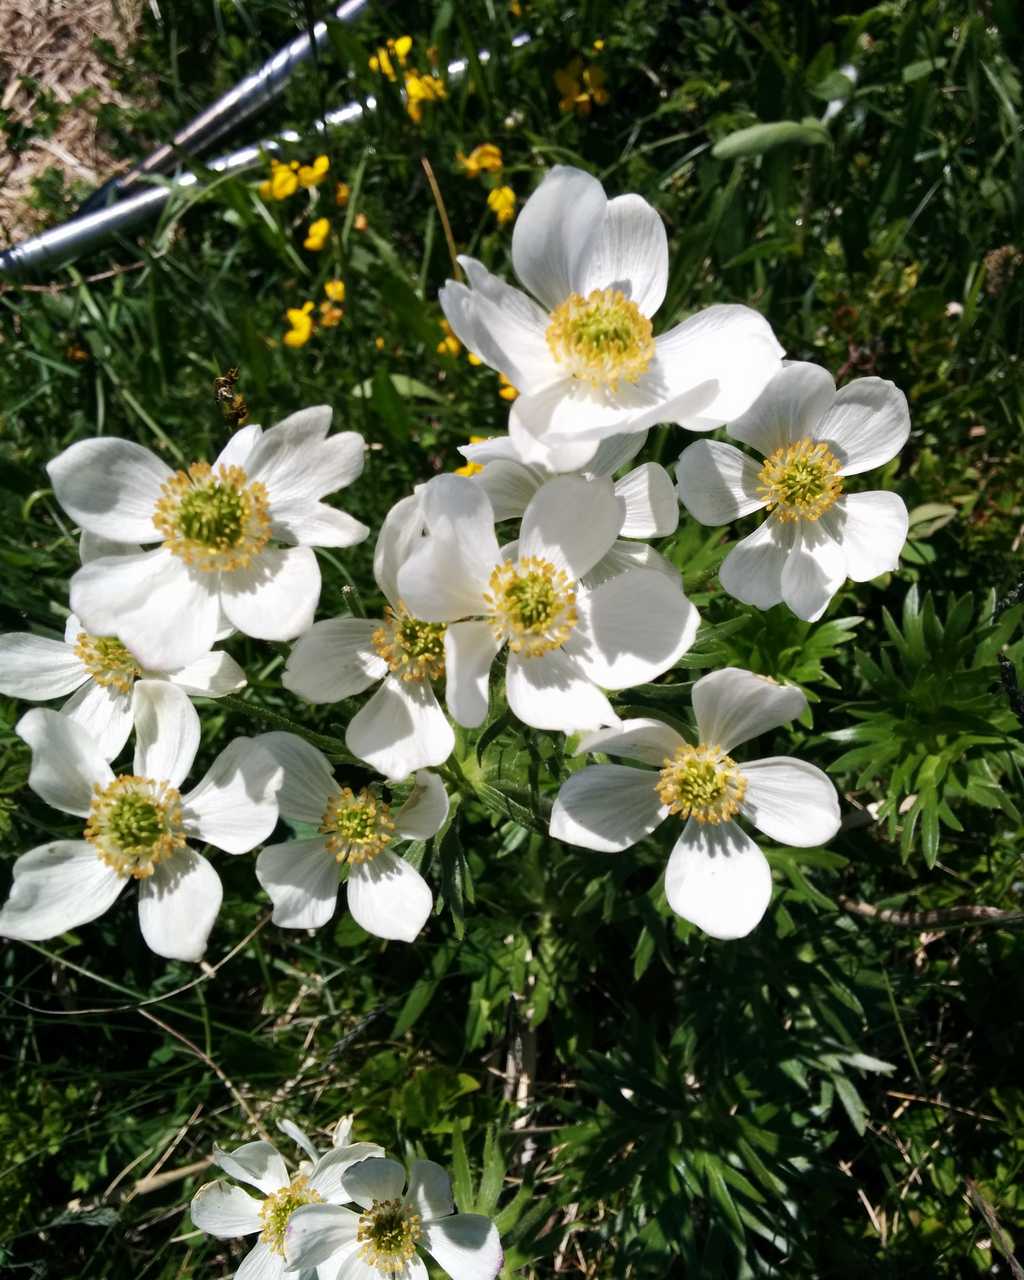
[555,57,610,116]
[369,34,446,124]
[404,68,446,124]
[369,35,412,80]
[303,217,331,252]
[282,281,347,348]
[457,142,515,226]
[487,186,517,225]
[259,154,331,201]
[437,320,461,358]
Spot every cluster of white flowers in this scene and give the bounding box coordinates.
[0,163,912,958]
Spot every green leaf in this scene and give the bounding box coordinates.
[712,119,830,159]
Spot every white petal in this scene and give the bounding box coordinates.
[586,431,648,479]
[272,502,369,550]
[397,477,499,621]
[518,476,623,579]
[675,441,765,525]
[814,378,911,475]
[165,650,247,697]
[573,192,668,317]
[569,570,699,690]
[47,437,170,542]
[444,621,501,729]
[652,305,785,429]
[213,1140,289,1195]
[0,841,125,941]
[284,1203,360,1270]
[458,434,525,466]
[70,548,221,672]
[181,738,282,853]
[509,377,662,457]
[246,407,360,504]
[214,423,264,472]
[582,538,678,590]
[254,732,337,823]
[549,765,666,852]
[346,677,455,781]
[283,618,386,703]
[691,667,807,753]
[510,165,607,310]
[507,398,601,473]
[439,273,556,395]
[820,491,908,581]
[137,848,223,961]
[79,531,143,563]
[505,649,619,733]
[236,1242,286,1280]
[133,680,200,789]
[780,521,847,621]
[374,493,427,608]
[664,819,773,940]
[277,1117,320,1163]
[394,770,449,840]
[474,459,542,523]
[341,1157,408,1209]
[614,463,678,537]
[62,680,133,762]
[309,1144,387,1201]
[346,851,433,943]
[575,717,685,765]
[256,839,339,929]
[421,1214,503,1280]
[220,546,321,641]
[404,1160,453,1221]
[0,633,87,699]
[718,517,793,611]
[726,361,837,457]
[739,757,841,847]
[16,706,113,816]
[190,1180,263,1238]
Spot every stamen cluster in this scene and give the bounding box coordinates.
[74,632,142,694]
[757,439,843,523]
[319,787,395,863]
[153,462,271,572]
[656,743,747,824]
[84,775,186,878]
[258,1174,323,1257]
[546,288,655,390]
[356,1197,422,1275]
[372,606,446,683]
[485,557,578,657]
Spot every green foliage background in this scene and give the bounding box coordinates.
[2,0,1024,1274]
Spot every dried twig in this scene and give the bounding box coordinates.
[838,896,1024,929]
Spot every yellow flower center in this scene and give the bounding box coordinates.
[757,438,843,523]
[546,288,654,390]
[372,606,446,684]
[319,788,395,863]
[656,744,747,825]
[485,557,577,658]
[153,462,271,573]
[74,633,142,694]
[258,1175,323,1258]
[356,1198,422,1275]
[84,775,186,878]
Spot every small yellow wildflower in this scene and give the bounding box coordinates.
[298,154,330,188]
[319,301,344,328]
[555,57,610,116]
[393,35,413,65]
[437,319,461,357]
[593,39,605,51]
[260,159,300,200]
[458,143,503,177]
[466,352,482,366]
[487,186,517,225]
[405,70,446,124]
[335,181,351,207]
[369,36,412,79]
[369,47,396,80]
[499,373,519,401]
[283,301,315,348]
[454,437,488,477]
[354,212,369,232]
[374,336,386,350]
[303,217,330,251]
[324,279,346,303]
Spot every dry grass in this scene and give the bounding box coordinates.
[0,0,143,244]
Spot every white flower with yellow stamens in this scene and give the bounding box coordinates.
[190,1116,384,1280]
[550,667,841,940]
[283,495,454,781]
[396,474,699,733]
[0,682,281,961]
[285,1155,503,1280]
[676,362,911,621]
[254,733,447,943]
[48,407,368,672]
[439,165,784,473]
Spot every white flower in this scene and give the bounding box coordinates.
[676,362,911,621]
[396,474,700,734]
[439,165,784,472]
[255,732,447,943]
[285,1154,503,1280]
[190,1116,384,1280]
[0,681,281,961]
[49,407,369,672]
[283,495,454,781]
[550,667,841,940]
[458,430,680,588]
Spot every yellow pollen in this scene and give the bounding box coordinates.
[74,633,141,694]
[258,1175,323,1258]
[84,775,186,878]
[546,288,654,390]
[372,606,446,684]
[656,744,747,824]
[356,1198,422,1275]
[484,557,577,657]
[757,438,844,523]
[153,462,271,573]
[319,787,395,863]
